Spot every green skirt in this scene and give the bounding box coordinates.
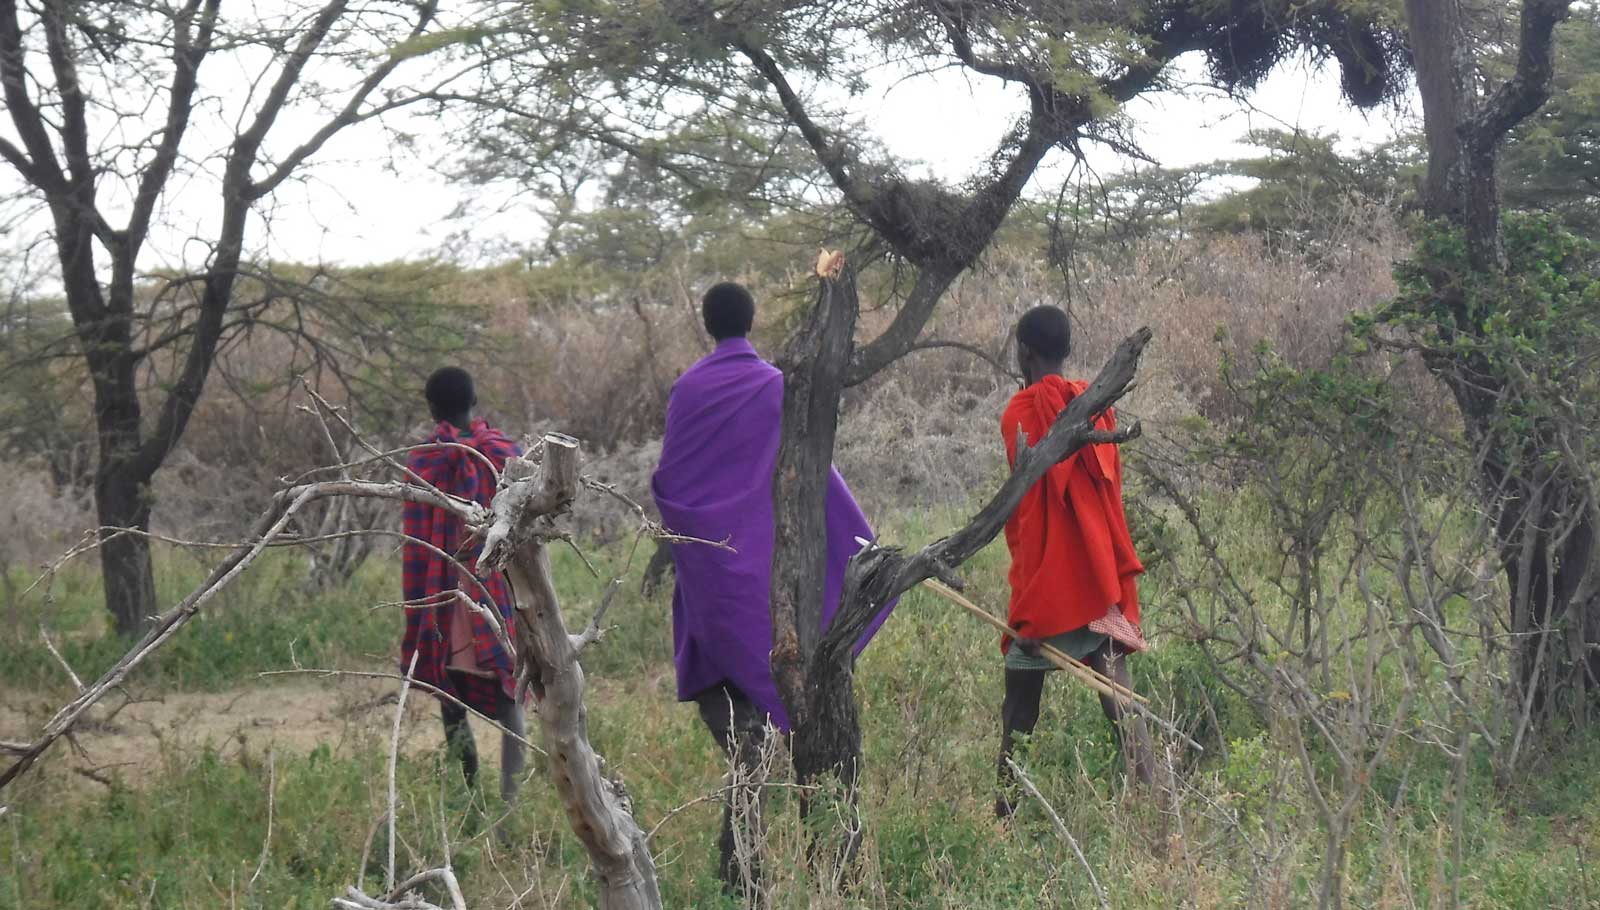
[1004,626,1108,671]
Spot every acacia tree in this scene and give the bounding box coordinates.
[1392,0,1598,723]
[0,0,486,634]
[1497,3,1600,236]
[461,0,1409,796]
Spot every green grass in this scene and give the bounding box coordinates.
[1,500,1597,908]
[0,550,397,692]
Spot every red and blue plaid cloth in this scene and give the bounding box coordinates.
[401,419,522,713]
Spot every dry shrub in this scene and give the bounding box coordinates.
[1,463,93,570]
[829,209,1407,514]
[46,206,1414,546]
[465,263,710,449]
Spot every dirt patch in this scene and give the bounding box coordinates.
[0,676,507,788]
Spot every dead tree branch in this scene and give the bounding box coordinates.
[1005,757,1108,910]
[480,434,662,909]
[0,477,480,791]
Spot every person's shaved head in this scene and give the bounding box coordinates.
[702,282,755,340]
[1016,305,1071,363]
[425,366,475,421]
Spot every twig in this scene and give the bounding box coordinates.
[15,479,487,605]
[388,652,419,893]
[646,781,818,841]
[251,749,276,885]
[304,383,498,489]
[39,627,84,691]
[580,476,735,551]
[72,766,115,787]
[570,578,624,651]
[1006,757,1109,910]
[564,537,602,579]
[18,525,499,607]
[905,338,1023,385]
[281,441,497,487]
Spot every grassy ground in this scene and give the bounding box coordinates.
[1,503,1597,909]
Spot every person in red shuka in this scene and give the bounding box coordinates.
[996,305,1155,817]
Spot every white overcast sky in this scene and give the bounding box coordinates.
[3,44,1416,279]
[265,51,1414,266]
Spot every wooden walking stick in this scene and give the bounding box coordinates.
[920,579,1204,753]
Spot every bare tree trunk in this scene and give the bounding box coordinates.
[1403,0,1469,221]
[484,436,661,910]
[94,369,158,635]
[770,270,860,775]
[97,474,158,636]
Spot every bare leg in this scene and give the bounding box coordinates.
[1085,643,1155,788]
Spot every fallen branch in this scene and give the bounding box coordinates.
[388,652,419,893]
[646,780,819,841]
[334,866,468,910]
[1006,756,1109,910]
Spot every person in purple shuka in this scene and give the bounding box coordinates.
[650,281,894,896]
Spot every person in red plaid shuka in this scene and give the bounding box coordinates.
[401,367,526,814]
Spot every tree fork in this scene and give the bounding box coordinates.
[788,326,1153,799]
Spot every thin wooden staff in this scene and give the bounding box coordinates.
[922,579,1146,703]
[919,579,1204,753]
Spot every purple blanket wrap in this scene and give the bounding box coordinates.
[651,337,893,731]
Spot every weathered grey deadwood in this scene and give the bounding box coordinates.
[482,435,662,910]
